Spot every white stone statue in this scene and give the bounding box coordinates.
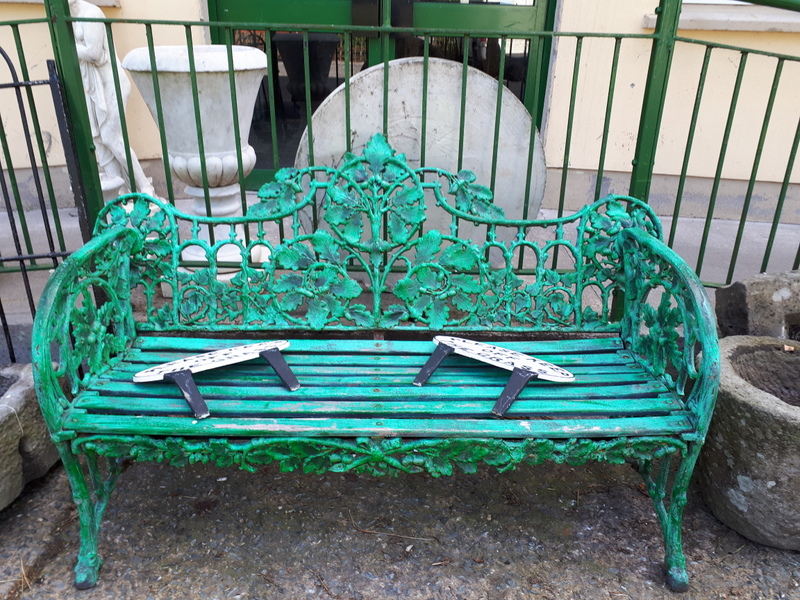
[68,0,155,198]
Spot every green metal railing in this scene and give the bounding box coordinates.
[668,33,800,284]
[0,19,84,362]
[1,0,800,362]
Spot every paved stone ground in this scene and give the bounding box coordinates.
[1,459,798,600]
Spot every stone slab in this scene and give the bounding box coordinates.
[0,364,60,512]
[715,270,800,338]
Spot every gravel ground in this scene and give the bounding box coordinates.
[1,460,799,600]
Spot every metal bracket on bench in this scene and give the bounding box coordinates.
[412,342,456,386]
[413,341,538,417]
[492,367,535,417]
[164,369,211,420]
[260,348,301,391]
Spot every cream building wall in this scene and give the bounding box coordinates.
[542,0,800,221]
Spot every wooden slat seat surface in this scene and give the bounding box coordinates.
[68,337,694,439]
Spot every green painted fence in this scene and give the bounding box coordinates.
[1,0,800,360]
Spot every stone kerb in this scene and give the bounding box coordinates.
[715,270,800,338]
[0,364,60,511]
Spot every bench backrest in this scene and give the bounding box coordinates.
[96,134,661,334]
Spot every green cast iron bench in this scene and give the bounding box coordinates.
[32,134,719,591]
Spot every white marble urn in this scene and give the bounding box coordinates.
[122,45,267,217]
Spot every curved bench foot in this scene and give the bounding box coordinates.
[74,555,102,590]
[666,565,689,593]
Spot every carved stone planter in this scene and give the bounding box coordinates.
[122,45,267,270]
[696,336,800,550]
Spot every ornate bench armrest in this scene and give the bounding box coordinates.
[32,228,141,439]
[617,228,720,439]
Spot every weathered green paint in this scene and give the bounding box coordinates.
[32,134,719,592]
[73,435,689,476]
[76,396,682,417]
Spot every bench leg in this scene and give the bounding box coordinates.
[58,442,123,589]
[638,444,701,593]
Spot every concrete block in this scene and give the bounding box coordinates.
[0,364,60,512]
[716,270,800,338]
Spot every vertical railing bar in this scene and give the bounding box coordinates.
[223,26,250,246]
[521,34,543,220]
[335,41,340,86]
[263,28,284,242]
[0,108,35,258]
[668,45,712,248]
[595,37,622,201]
[12,24,65,253]
[696,51,748,278]
[726,57,784,284]
[302,30,314,166]
[628,0,681,202]
[0,44,51,265]
[184,26,214,244]
[518,38,528,100]
[793,239,800,271]
[344,31,352,153]
[264,28,281,173]
[0,153,37,318]
[554,36,583,270]
[486,35,507,247]
[302,30,317,230]
[518,34,544,271]
[145,24,175,204]
[419,35,431,238]
[761,111,800,274]
[104,23,137,194]
[489,35,507,197]
[420,35,430,169]
[457,35,469,171]
[47,58,91,241]
[381,30,390,138]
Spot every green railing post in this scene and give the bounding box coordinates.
[43,0,104,232]
[628,0,681,201]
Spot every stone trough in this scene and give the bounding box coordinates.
[696,336,800,551]
[0,364,60,511]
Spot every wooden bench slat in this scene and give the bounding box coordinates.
[91,380,670,401]
[120,349,634,368]
[133,336,625,355]
[74,395,684,418]
[105,363,647,380]
[67,413,694,439]
[100,368,654,386]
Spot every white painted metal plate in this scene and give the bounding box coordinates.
[433,336,575,382]
[133,341,290,383]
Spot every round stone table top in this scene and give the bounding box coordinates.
[295,57,546,222]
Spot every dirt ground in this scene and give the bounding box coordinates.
[2,458,798,600]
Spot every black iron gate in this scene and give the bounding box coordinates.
[0,48,85,363]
